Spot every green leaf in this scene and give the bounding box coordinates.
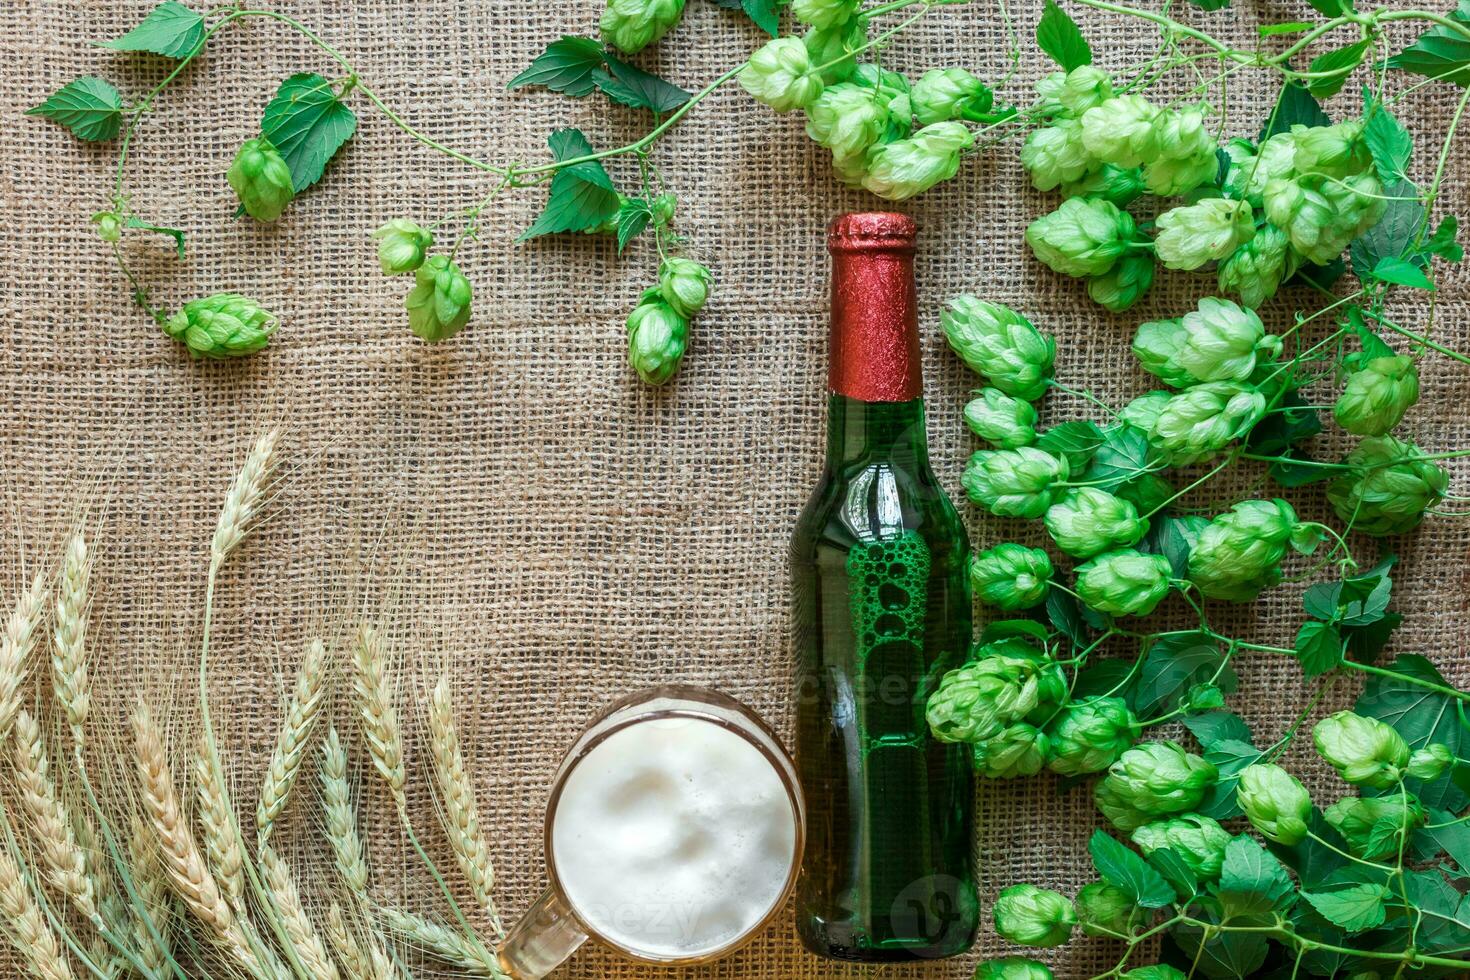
[507,36,607,97]
[1170,916,1270,978]
[1353,181,1426,276]
[1342,612,1401,662]
[1136,633,1233,716]
[1183,710,1254,749]
[1197,739,1263,820]
[1420,810,1470,871]
[1301,882,1388,933]
[1373,255,1437,289]
[1424,215,1465,261]
[1303,560,1394,626]
[978,619,1052,647]
[1356,655,1470,810]
[97,2,205,59]
[1036,0,1092,72]
[1147,847,1199,898]
[1071,657,1137,704]
[1260,21,1315,36]
[1218,835,1296,918]
[1083,425,1152,490]
[1406,869,1470,951]
[1187,0,1230,10]
[1363,96,1413,184]
[260,73,357,193]
[125,216,186,257]
[1307,40,1370,98]
[615,197,652,252]
[1035,420,1104,474]
[1307,0,1346,14]
[1385,0,1470,87]
[1259,79,1330,141]
[1270,809,1350,890]
[1348,305,1397,358]
[592,55,692,112]
[1089,830,1176,908]
[1294,620,1344,678]
[518,128,622,241]
[741,0,782,36]
[1269,451,1335,487]
[1245,389,1321,456]
[1046,589,1090,646]
[1140,516,1206,579]
[26,77,123,142]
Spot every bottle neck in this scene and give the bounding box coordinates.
[827,214,922,402]
[826,395,930,469]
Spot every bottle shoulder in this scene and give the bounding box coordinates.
[792,463,969,562]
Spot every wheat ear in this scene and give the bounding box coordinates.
[131,704,259,973]
[11,710,98,925]
[259,846,340,980]
[51,534,91,746]
[193,742,246,918]
[71,812,129,979]
[380,908,505,978]
[428,676,501,933]
[211,430,280,568]
[126,814,175,977]
[324,903,398,980]
[0,842,76,980]
[350,626,405,808]
[317,728,369,895]
[0,574,46,741]
[257,639,330,845]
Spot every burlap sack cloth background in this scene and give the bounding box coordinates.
[3,1,1468,976]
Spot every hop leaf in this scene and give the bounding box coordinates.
[99,1,205,59]
[27,77,123,142]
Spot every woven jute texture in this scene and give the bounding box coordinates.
[4,1,1469,976]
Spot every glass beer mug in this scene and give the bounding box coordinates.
[497,685,806,977]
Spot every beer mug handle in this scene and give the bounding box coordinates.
[497,886,588,979]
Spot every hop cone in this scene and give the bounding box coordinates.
[963,448,1070,519]
[227,137,294,223]
[600,0,686,52]
[969,543,1053,610]
[163,293,278,359]
[1187,499,1300,602]
[1095,741,1216,831]
[1043,487,1149,559]
[1046,696,1139,776]
[1334,354,1419,436]
[1326,435,1447,536]
[1236,763,1311,845]
[1074,549,1173,617]
[626,289,688,385]
[405,256,473,343]
[940,296,1056,400]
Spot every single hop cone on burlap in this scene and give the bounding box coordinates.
[162,293,278,359]
[227,137,294,222]
[404,256,473,343]
[626,289,688,386]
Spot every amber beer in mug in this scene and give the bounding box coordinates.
[790,213,979,961]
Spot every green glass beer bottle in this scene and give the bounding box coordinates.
[791,212,978,961]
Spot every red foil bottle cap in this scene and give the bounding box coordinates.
[827,212,922,402]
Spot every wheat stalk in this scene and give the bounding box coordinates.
[350,626,405,808]
[0,574,46,742]
[257,639,330,845]
[427,676,501,934]
[11,710,98,926]
[51,534,91,746]
[323,903,397,980]
[0,842,76,980]
[380,908,505,978]
[259,845,340,980]
[131,704,262,975]
[211,430,280,569]
[317,728,369,895]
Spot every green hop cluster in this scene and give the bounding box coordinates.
[658,257,712,319]
[1407,743,1454,781]
[372,219,433,275]
[600,0,685,53]
[404,255,473,343]
[1187,499,1304,602]
[1130,813,1231,879]
[965,387,1038,449]
[162,293,278,359]
[1088,253,1155,313]
[976,958,1055,980]
[1153,198,1255,271]
[941,297,1056,401]
[963,447,1070,519]
[227,137,294,223]
[969,543,1053,610]
[1025,197,1141,279]
[1326,435,1448,536]
[860,121,975,200]
[1075,881,1144,938]
[1334,354,1420,436]
[1216,225,1295,309]
[1046,697,1140,776]
[993,884,1076,948]
[1312,711,1409,789]
[1324,790,1425,859]
[625,289,688,386]
[912,68,997,124]
[1146,381,1267,466]
[975,722,1050,779]
[1133,298,1281,387]
[1074,550,1174,617]
[805,84,889,160]
[1043,487,1149,559]
[926,642,1064,745]
[92,209,123,243]
[791,0,857,30]
[1062,164,1147,208]
[1094,741,1217,832]
[1236,763,1311,845]
[740,37,824,112]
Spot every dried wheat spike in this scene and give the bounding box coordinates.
[381,907,505,978]
[350,626,405,806]
[211,429,280,566]
[131,704,260,973]
[127,813,175,977]
[0,573,46,741]
[51,533,91,743]
[324,903,398,980]
[11,710,98,925]
[259,846,340,980]
[193,741,247,917]
[428,675,501,932]
[317,727,369,894]
[257,638,330,844]
[0,842,76,980]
